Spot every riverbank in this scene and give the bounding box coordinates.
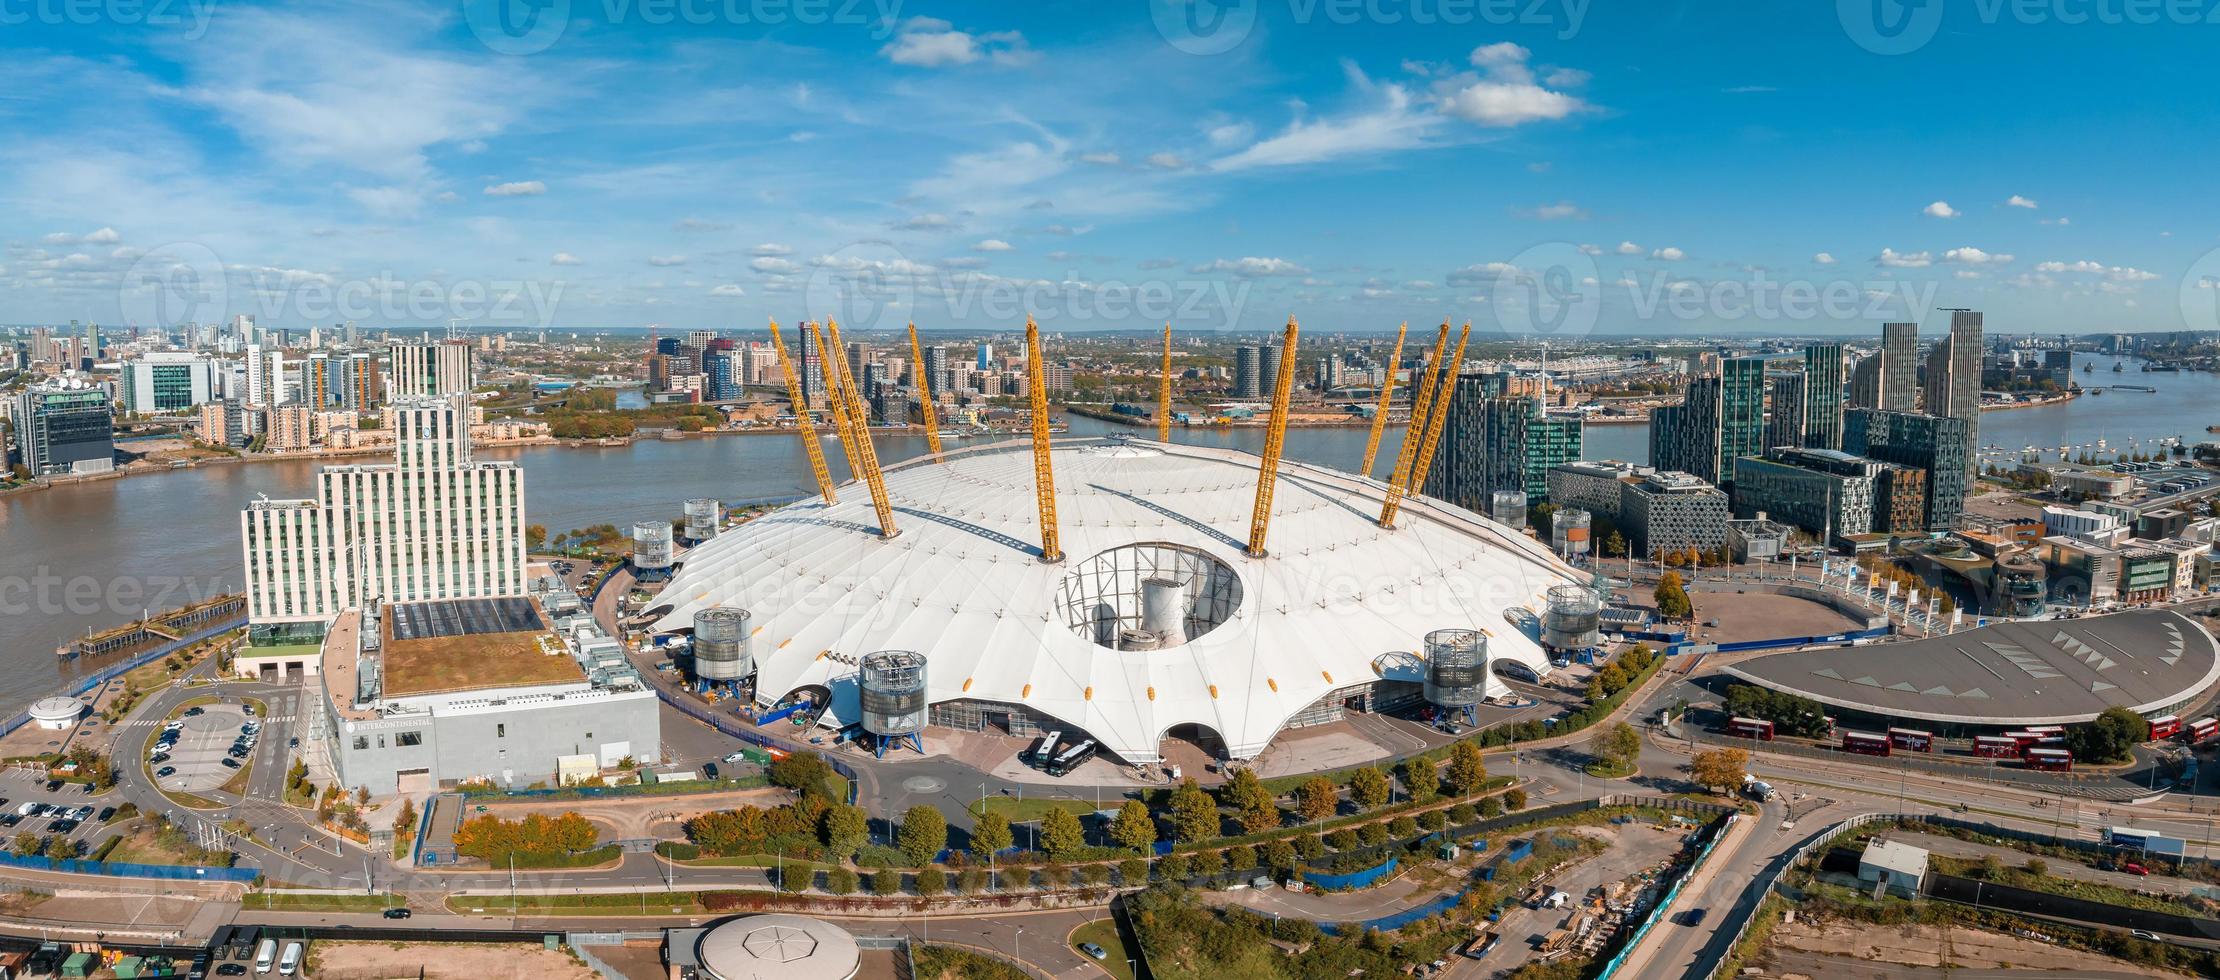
[1982,389,2081,412]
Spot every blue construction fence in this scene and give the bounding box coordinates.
[1593,814,1737,980]
[0,616,244,744]
[0,850,257,883]
[656,685,861,805]
[1303,857,1398,891]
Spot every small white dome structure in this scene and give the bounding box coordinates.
[29,697,83,730]
[694,914,860,980]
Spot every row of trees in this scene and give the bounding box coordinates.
[1722,683,1833,739]
[451,811,600,864]
[1585,646,1657,702]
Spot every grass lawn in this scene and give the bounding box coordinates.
[1068,919,1136,980]
[673,853,842,873]
[444,892,707,916]
[244,892,404,913]
[970,797,1099,823]
[1583,758,1636,779]
[102,830,200,867]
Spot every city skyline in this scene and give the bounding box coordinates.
[5,2,2218,334]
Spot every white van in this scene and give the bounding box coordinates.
[253,939,276,974]
[277,941,303,976]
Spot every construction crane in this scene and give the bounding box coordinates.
[906,323,944,455]
[1158,324,1174,441]
[1378,321,1452,528]
[1357,321,1408,477]
[824,319,899,539]
[1025,316,1064,564]
[767,320,836,506]
[1403,321,1472,496]
[1246,316,1302,558]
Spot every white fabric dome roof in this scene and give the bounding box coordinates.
[652,438,1577,763]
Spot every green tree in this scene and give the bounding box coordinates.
[2066,706,2144,764]
[1399,756,1439,804]
[1654,571,1693,619]
[1223,768,1279,834]
[1504,787,1527,810]
[1110,800,1157,853]
[1603,529,1627,558]
[1595,722,1642,766]
[1169,778,1220,843]
[970,809,1014,861]
[820,803,869,857]
[897,805,947,866]
[766,751,836,798]
[826,867,859,895]
[1349,766,1392,810]
[1444,742,1489,797]
[1295,776,1338,824]
[1040,806,1086,858]
[1690,748,1749,793]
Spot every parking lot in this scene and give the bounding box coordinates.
[146,703,262,795]
[0,768,117,846]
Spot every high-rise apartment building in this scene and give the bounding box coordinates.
[241,395,527,622]
[1234,345,1265,399]
[1423,378,1583,507]
[976,343,994,370]
[1881,321,1918,413]
[1920,311,1983,478]
[388,341,474,399]
[1848,353,1885,410]
[1843,408,1969,533]
[1801,342,1846,450]
[1765,371,1805,451]
[336,352,383,412]
[1652,356,1764,489]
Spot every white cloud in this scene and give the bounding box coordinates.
[1078,152,1122,165]
[1205,121,1254,147]
[1649,246,1685,261]
[893,213,954,231]
[1877,248,1933,268]
[1954,270,1984,279]
[2042,217,2071,226]
[2005,195,2039,209]
[750,243,793,257]
[677,218,732,232]
[1145,152,1188,170]
[1446,262,1523,286]
[750,257,800,275]
[1191,256,1310,277]
[483,180,546,197]
[1812,252,1837,265]
[1518,201,1586,221]
[972,239,1013,252]
[647,255,688,267]
[1577,243,1603,256]
[708,284,745,297]
[1922,200,1960,218]
[550,252,583,266]
[40,227,123,246]
[1436,42,1591,127]
[1138,258,1180,270]
[1614,241,1643,255]
[1213,68,1434,172]
[1942,246,2013,265]
[879,17,1032,68]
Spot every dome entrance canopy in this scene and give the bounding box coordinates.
[1056,542,1243,651]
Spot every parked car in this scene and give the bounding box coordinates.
[183,707,204,717]
[2124,862,2152,876]
[289,737,299,748]
[220,758,241,769]
[216,964,248,976]
[1077,943,1107,961]
[97,807,115,822]
[49,819,78,834]
[155,767,176,778]
[149,753,170,765]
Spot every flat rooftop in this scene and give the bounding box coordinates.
[380,596,583,698]
[1721,608,2220,726]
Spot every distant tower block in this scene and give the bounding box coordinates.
[684,498,722,543]
[692,607,754,693]
[632,521,675,581]
[1541,583,1602,659]
[1551,508,1592,560]
[859,650,929,757]
[1492,490,1528,530]
[1421,628,1487,727]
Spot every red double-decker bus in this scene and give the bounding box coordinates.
[2025,748,2074,772]
[1841,731,1891,757]
[2148,715,2183,742]
[1727,717,1775,741]
[2190,718,2219,744]
[1887,728,1934,752]
[1973,736,2023,759]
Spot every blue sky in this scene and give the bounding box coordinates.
[3,0,2217,337]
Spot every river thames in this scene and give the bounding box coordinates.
[1,353,2212,712]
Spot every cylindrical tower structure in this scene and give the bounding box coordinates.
[633,521,675,577]
[684,498,722,542]
[1541,583,1602,654]
[858,650,929,756]
[1139,577,1188,643]
[1491,490,1528,530]
[1421,629,1487,713]
[692,607,754,685]
[1551,508,1592,558]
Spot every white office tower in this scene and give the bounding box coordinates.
[244,344,269,405]
[241,395,527,622]
[389,340,474,398]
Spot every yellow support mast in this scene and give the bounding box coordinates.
[823,319,899,539]
[809,321,863,473]
[1025,316,1064,564]
[1158,324,1173,441]
[1245,316,1302,559]
[767,320,836,505]
[906,323,943,456]
[1403,322,1472,496]
[1377,321,1451,528]
[1357,321,1408,478]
